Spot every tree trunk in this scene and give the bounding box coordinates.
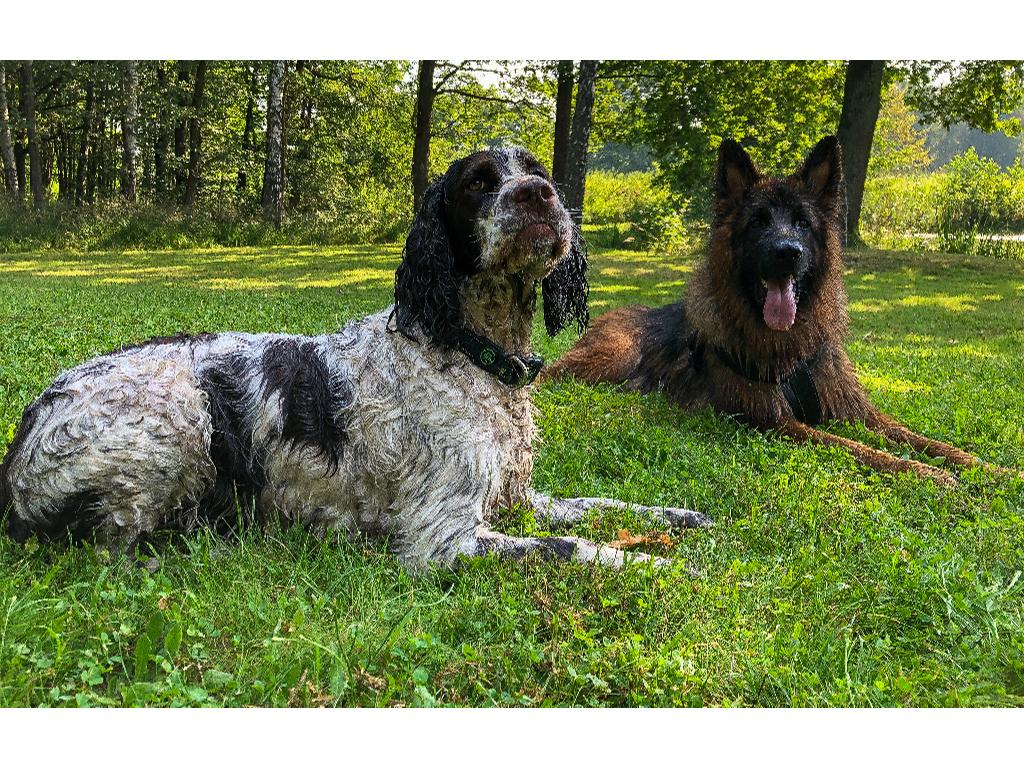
[183,60,206,209]
[237,63,258,194]
[75,81,94,205]
[21,61,44,210]
[173,62,190,202]
[154,64,169,201]
[563,60,597,229]
[837,60,885,246]
[261,60,286,227]
[56,130,69,202]
[411,59,436,215]
[551,60,574,189]
[121,61,139,202]
[288,60,314,210]
[15,142,26,199]
[86,105,102,204]
[0,64,20,202]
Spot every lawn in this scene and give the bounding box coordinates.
[1,243,1023,707]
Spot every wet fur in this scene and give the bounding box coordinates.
[1,147,708,570]
[547,137,1012,485]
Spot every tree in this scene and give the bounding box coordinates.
[837,60,886,244]
[173,62,190,200]
[869,83,931,176]
[262,60,286,227]
[21,61,44,210]
[0,63,20,202]
[153,63,170,201]
[237,63,258,194]
[121,61,139,202]
[183,60,206,209]
[602,60,846,211]
[551,60,574,187]
[905,60,1024,134]
[411,60,436,214]
[563,60,597,228]
[838,60,1024,243]
[75,77,95,205]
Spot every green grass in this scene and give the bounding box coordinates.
[1,243,1023,707]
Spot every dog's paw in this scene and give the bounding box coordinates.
[924,467,958,489]
[662,507,713,529]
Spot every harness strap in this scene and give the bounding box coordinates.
[686,329,823,426]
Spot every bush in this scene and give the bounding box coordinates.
[861,173,944,237]
[937,149,1024,234]
[583,170,684,249]
[0,191,411,254]
[862,150,1024,259]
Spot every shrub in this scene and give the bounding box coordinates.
[0,187,411,254]
[861,173,943,236]
[861,149,1024,259]
[583,170,682,249]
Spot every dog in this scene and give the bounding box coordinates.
[0,147,708,571]
[545,136,1011,486]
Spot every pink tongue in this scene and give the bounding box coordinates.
[763,279,797,331]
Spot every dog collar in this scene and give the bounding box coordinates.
[454,328,544,388]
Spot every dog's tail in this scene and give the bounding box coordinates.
[542,305,652,386]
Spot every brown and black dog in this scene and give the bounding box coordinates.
[545,136,1012,486]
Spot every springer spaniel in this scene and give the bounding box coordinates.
[1,147,709,570]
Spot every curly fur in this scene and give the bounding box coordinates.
[1,147,708,570]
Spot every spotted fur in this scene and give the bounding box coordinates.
[1,147,709,571]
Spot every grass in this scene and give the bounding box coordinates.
[1,242,1023,707]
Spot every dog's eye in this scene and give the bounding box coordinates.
[467,179,486,192]
[794,216,811,230]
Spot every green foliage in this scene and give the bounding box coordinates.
[601,61,846,210]
[1,244,1023,706]
[869,83,932,176]
[903,61,1024,135]
[862,173,945,237]
[862,150,1024,258]
[582,170,686,249]
[938,149,1024,233]
[0,200,406,252]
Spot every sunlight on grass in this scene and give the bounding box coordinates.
[896,293,1000,312]
[858,371,933,396]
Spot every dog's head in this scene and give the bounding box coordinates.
[714,136,844,333]
[394,146,587,348]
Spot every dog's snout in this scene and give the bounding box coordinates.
[511,176,556,207]
[770,242,802,264]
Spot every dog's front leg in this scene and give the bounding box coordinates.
[460,528,668,569]
[529,491,711,530]
[862,409,1017,477]
[779,419,957,486]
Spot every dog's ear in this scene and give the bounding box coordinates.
[716,138,759,207]
[394,171,462,348]
[542,225,589,337]
[798,135,844,219]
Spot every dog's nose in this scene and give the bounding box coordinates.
[770,242,802,265]
[511,177,556,207]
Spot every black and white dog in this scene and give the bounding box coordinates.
[1,147,709,570]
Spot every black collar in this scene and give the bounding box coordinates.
[454,327,543,388]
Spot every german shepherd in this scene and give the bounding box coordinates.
[545,136,1013,486]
